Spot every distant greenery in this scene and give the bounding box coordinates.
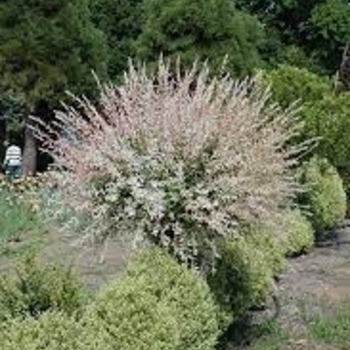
[90,0,143,80]
[1,0,350,173]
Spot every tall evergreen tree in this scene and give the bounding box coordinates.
[0,0,108,174]
[135,0,265,77]
[234,0,350,74]
[90,0,143,80]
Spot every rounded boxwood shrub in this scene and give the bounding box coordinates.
[82,277,178,350]
[299,157,347,235]
[0,255,86,322]
[82,248,219,350]
[208,226,283,330]
[0,311,82,350]
[280,209,314,256]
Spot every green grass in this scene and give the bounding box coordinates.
[0,189,47,257]
[248,319,289,350]
[243,301,350,350]
[308,303,350,348]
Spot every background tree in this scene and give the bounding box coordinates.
[308,0,350,72]
[234,0,350,74]
[134,0,265,77]
[0,91,26,161]
[90,0,143,81]
[0,0,108,174]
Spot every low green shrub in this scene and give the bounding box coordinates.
[299,157,347,235]
[83,248,219,350]
[279,209,314,256]
[0,312,82,350]
[82,276,179,350]
[126,248,219,349]
[208,226,283,330]
[0,255,86,322]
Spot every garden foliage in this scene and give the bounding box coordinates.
[299,157,347,235]
[0,255,85,322]
[82,248,219,350]
[0,311,82,350]
[280,209,314,257]
[265,64,350,172]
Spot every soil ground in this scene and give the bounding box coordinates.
[227,220,350,350]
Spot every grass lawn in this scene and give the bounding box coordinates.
[222,299,350,350]
[0,186,47,258]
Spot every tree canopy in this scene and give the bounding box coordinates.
[0,0,107,112]
[0,0,349,172]
[135,0,264,77]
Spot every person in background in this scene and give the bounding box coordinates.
[2,141,22,180]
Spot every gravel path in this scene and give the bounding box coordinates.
[269,221,350,343]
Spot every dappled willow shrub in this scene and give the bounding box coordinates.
[34,59,308,272]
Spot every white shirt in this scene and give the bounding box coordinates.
[4,145,22,166]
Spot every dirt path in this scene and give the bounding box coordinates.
[276,221,350,333]
[39,231,132,292]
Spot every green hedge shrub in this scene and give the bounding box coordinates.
[82,277,178,350]
[0,312,82,350]
[82,248,219,350]
[0,256,85,322]
[299,157,347,235]
[280,209,314,256]
[263,64,350,172]
[263,64,331,109]
[208,225,285,330]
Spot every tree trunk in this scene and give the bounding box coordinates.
[23,124,37,176]
[0,116,5,162]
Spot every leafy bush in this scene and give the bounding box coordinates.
[300,93,350,171]
[82,278,178,350]
[299,157,347,234]
[35,60,306,272]
[82,248,219,350]
[208,226,283,330]
[126,248,219,349]
[264,64,350,171]
[0,312,82,350]
[280,209,314,256]
[0,255,86,322]
[0,250,217,350]
[263,64,331,109]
